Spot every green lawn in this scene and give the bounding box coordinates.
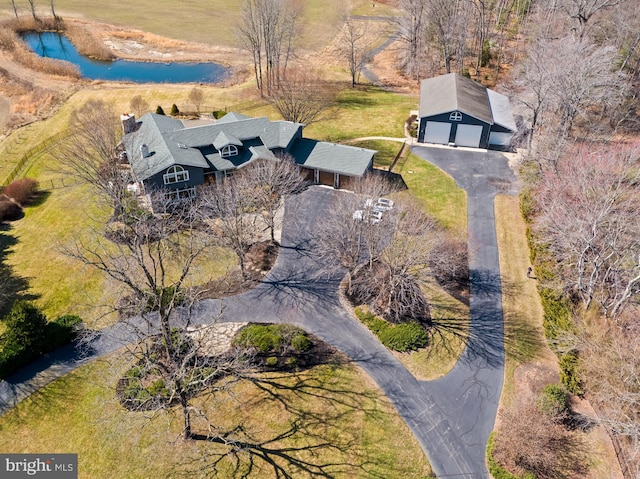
[306,86,419,141]
[0,357,432,478]
[399,153,468,235]
[350,139,405,169]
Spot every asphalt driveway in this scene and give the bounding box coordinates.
[0,145,517,478]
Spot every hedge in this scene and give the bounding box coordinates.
[0,303,83,379]
[232,324,313,354]
[520,194,583,395]
[355,308,428,352]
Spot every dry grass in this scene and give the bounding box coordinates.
[494,195,554,403]
[395,282,469,380]
[64,22,115,60]
[0,356,432,478]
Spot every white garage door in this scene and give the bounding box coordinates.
[424,121,452,145]
[489,131,512,146]
[455,124,483,148]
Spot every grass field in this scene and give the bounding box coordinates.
[398,153,468,235]
[0,357,432,478]
[12,0,388,51]
[494,195,553,400]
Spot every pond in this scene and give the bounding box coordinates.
[22,31,229,84]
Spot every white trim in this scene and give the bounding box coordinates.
[167,186,196,201]
[163,165,189,184]
[221,145,238,157]
[449,111,463,121]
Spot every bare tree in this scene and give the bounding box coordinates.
[533,142,640,319]
[550,0,629,38]
[200,174,262,280]
[187,87,205,113]
[10,0,19,19]
[578,315,640,476]
[50,0,59,21]
[54,99,126,211]
[338,14,371,87]
[316,176,444,323]
[268,67,336,125]
[237,0,301,96]
[26,0,37,21]
[394,0,429,80]
[494,398,589,478]
[241,154,307,243]
[129,95,149,118]
[515,39,558,150]
[426,0,472,73]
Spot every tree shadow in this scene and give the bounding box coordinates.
[23,189,51,208]
[427,268,548,370]
[0,224,35,317]
[177,360,419,479]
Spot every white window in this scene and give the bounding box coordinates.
[220,145,238,157]
[449,111,463,121]
[163,165,189,185]
[166,186,196,201]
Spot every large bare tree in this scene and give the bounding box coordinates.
[237,0,301,96]
[533,142,640,319]
[241,154,307,243]
[394,0,429,80]
[267,67,336,124]
[338,14,371,87]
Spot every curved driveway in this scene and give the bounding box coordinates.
[0,145,517,478]
[197,144,517,478]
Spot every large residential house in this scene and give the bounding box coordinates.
[120,112,376,199]
[417,73,516,149]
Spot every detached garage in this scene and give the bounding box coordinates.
[417,73,516,149]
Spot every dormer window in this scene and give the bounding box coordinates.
[164,165,189,185]
[221,145,238,158]
[449,111,463,121]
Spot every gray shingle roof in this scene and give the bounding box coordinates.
[123,112,373,182]
[419,73,493,125]
[486,89,516,132]
[290,139,374,177]
[122,113,208,181]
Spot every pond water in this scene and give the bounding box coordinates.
[22,31,229,84]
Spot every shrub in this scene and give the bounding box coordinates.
[559,352,583,395]
[2,178,38,205]
[155,105,165,115]
[0,199,23,222]
[378,322,428,352]
[538,384,571,419]
[290,333,312,352]
[232,324,312,354]
[170,104,180,116]
[212,110,227,119]
[265,356,278,366]
[355,308,428,352]
[0,301,48,378]
[46,314,83,350]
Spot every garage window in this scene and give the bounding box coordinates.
[449,111,462,121]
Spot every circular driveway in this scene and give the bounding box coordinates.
[0,146,518,478]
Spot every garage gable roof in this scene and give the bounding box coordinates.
[486,89,516,132]
[419,73,493,125]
